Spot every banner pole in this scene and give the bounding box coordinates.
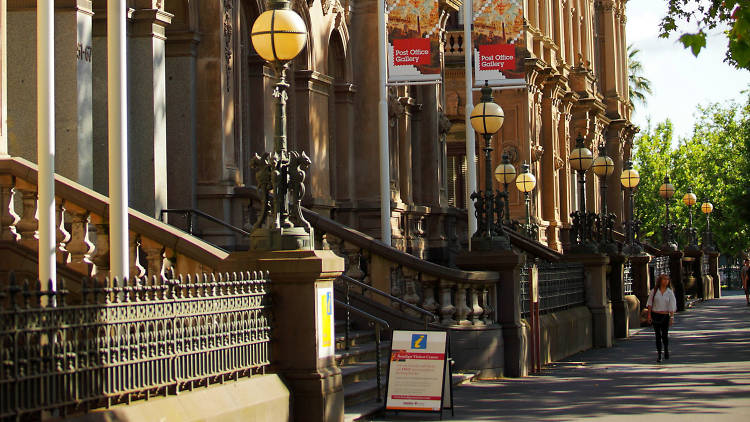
[463,0,477,248]
[378,0,392,246]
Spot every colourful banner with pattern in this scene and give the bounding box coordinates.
[387,0,443,83]
[473,0,526,86]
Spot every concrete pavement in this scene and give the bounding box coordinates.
[373,291,750,421]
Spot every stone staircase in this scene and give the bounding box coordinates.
[335,318,391,420]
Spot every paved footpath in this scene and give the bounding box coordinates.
[374,291,750,422]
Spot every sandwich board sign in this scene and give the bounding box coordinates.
[385,330,453,416]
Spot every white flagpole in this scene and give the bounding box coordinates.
[378,0,392,246]
[108,0,129,281]
[463,1,477,248]
[37,0,56,292]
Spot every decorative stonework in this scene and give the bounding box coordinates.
[223,0,233,92]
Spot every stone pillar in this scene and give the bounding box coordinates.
[608,253,628,338]
[708,251,720,298]
[455,250,525,377]
[630,254,651,309]
[0,0,6,156]
[128,3,172,217]
[254,250,345,422]
[541,79,563,251]
[668,250,685,311]
[569,253,613,348]
[605,121,626,226]
[7,1,93,186]
[165,17,200,226]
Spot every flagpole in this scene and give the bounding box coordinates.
[378,0,392,246]
[463,0,477,248]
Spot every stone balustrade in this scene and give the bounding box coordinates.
[0,157,233,286]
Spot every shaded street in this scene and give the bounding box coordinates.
[376,291,750,421]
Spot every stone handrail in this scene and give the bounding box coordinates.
[0,156,234,284]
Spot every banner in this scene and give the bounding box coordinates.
[385,331,448,412]
[387,0,442,83]
[473,0,526,86]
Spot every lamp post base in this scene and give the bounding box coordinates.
[250,226,315,251]
[470,234,511,251]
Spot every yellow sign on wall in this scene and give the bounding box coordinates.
[317,287,335,358]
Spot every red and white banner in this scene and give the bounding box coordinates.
[385,331,448,412]
[473,0,526,86]
[386,0,442,83]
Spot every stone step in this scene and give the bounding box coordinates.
[336,329,377,350]
[341,358,388,385]
[336,340,391,367]
[344,378,384,408]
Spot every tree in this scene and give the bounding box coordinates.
[627,45,653,108]
[632,95,750,256]
[660,1,750,70]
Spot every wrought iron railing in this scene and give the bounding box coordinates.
[537,263,586,314]
[0,271,270,420]
[701,254,710,276]
[520,263,530,318]
[650,255,671,280]
[719,265,741,289]
[624,260,634,295]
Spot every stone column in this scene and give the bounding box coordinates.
[569,253,613,348]
[668,250,686,311]
[630,254,651,309]
[541,79,563,250]
[605,121,626,226]
[0,0,6,156]
[708,251,721,298]
[7,1,93,186]
[608,253,628,338]
[165,16,200,226]
[456,250,525,377]
[295,70,335,217]
[128,3,172,217]
[254,250,345,422]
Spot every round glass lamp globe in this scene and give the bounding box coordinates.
[592,155,615,177]
[701,202,714,214]
[620,168,640,189]
[569,146,593,171]
[251,9,307,62]
[682,192,697,207]
[658,182,675,199]
[470,101,504,135]
[515,172,536,193]
[494,162,516,184]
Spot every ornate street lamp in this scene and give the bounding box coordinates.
[620,161,643,255]
[682,187,699,251]
[494,153,516,224]
[658,176,678,251]
[515,161,538,239]
[249,1,313,250]
[469,82,509,250]
[569,134,598,252]
[592,143,616,253]
[701,200,715,252]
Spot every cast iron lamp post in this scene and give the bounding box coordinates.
[658,176,678,251]
[515,161,538,239]
[569,134,598,252]
[494,153,516,225]
[469,82,509,250]
[682,187,699,251]
[592,143,616,253]
[620,161,643,255]
[249,1,314,250]
[701,200,715,252]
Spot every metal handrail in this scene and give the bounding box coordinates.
[340,274,438,323]
[334,299,389,402]
[160,208,250,237]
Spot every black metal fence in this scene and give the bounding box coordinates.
[520,262,586,317]
[719,265,742,289]
[623,260,634,295]
[0,271,271,420]
[649,256,671,284]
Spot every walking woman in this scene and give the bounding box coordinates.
[647,274,677,362]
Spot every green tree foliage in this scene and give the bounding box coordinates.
[660,1,750,70]
[632,95,750,256]
[628,45,653,108]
